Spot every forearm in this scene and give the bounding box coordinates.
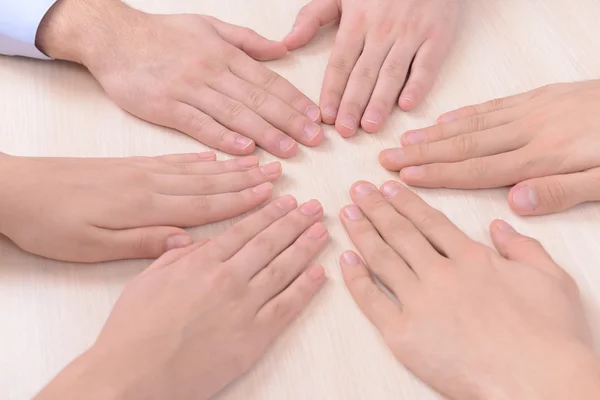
[34,343,171,400]
[35,0,143,66]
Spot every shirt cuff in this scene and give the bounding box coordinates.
[0,0,58,59]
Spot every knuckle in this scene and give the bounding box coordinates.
[328,57,354,74]
[253,234,278,255]
[259,69,281,88]
[467,158,489,179]
[357,65,378,81]
[226,102,246,120]
[196,176,216,193]
[215,127,230,145]
[381,59,406,79]
[451,134,477,155]
[265,264,289,288]
[249,90,269,110]
[466,115,488,132]
[270,298,295,322]
[190,195,211,211]
[183,111,211,133]
[539,180,568,209]
[487,97,504,111]
[414,143,430,160]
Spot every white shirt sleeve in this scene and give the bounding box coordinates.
[0,0,58,59]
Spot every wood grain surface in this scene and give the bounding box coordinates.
[2,0,600,398]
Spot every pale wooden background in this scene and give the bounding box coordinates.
[2,0,600,399]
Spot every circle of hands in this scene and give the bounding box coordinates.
[19,0,600,399]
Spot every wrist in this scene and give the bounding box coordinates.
[36,0,144,66]
[481,341,600,400]
[34,342,171,400]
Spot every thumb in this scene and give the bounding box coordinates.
[508,168,600,216]
[205,16,287,61]
[96,226,194,261]
[284,0,341,51]
[490,219,566,280]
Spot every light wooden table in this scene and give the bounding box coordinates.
[2,0,600,399]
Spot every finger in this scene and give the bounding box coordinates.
[90,226,193,262]
[284,0,341,50]
[228,52,321,122]
[490,220,567,280]
[508,168,600,216]
[437,90,534,123]
[208,195,298,260]
[146,156,260,175]
[206,16,288,61]
[362,41,419,133]
[399,149,537,189]
[145,240,209,272]
[336,41,396,136]
[349,181,442,272]
[183,86,298,158]
[255,265,326,334]
[339,204,419,297]
[379,181,477,259]
[400,109,523,147]
[166,102,256,156]
[228,199,324,279]
[380,126,525,171]
[149,151,217,163]
[250,222,329,307]
[340,250,404,332]
[151,161,282,196]
[211,74,323,146]
[320,24,365,125]
[399,38,451,111]
[108,182,275,229]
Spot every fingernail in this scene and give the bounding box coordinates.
[275,195,297,209]
[236,136,254,149]
[323,106,338,119]
[198,151,216,159]
[381,181,402,199]
[342,251,360,265]
[300,199,323,216]
[438,112,457,123]
[307,223,328,239]
[495,220,516,233]
[339,116,357,131]
[304,123,321,141]
[237,156,259,168]
[382,148,404,163]
[354,182,375,196]
[305,105,321,122]
[260,161,282,177]
[403,131,425,145]
[307,265,325,281]
[402,166,424,178]
[253,182,273,194]
[166,235,193,251]
[363,110,380,125]
[280,137,296,152]
[343,205,362,220]
[512,186,537,212]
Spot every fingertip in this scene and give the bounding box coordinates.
[378,148,402,171]
[165,233,194,252]
[508,185,539,216]
[307,264,327,282]
[399,96,417,111]
[361,110,383,134]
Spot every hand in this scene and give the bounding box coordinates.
[0,152,281,262]
[285,0,460,136]
[35,197,328,400]
[380,80,600,215]
[338,180,600,399]
[36,0,323,158]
